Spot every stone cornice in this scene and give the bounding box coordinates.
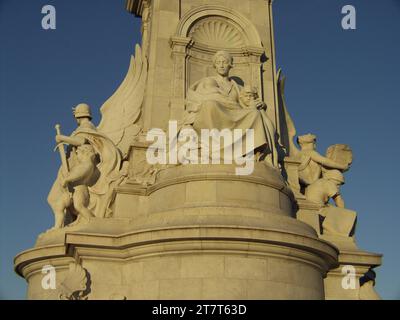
[126,0,147,17]
[126,0,273,16]
[14,224,339,279]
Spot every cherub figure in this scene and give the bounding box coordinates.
[239,85,266,110]
[238,85,278,165]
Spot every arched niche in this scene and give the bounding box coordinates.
[169,5,266,121]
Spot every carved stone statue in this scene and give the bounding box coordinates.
[239,85,266,110]
[305,169,346,208]
[60,143,97,227]
[306,169,357,238]
[184,50,278,167]
[297,134,350,187]
[46,45,148,230]
[47,104,125,229]
[239,86,278,163]
[292,133,357,238]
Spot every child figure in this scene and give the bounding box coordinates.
[238,85,279,167]
[239,85,266,110]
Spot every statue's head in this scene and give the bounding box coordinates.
[239,85,259,107]
[323,169,345,186]
[73,103,92,123]
[76,144,96,162]
[297,134,316,150]
[241,85,259,104]
[212,51,233,77]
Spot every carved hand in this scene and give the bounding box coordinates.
[255,100,267,110]
[55,135,65,144]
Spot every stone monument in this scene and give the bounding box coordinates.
[14,0,382,300]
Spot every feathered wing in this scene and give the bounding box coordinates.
[97,44,148,157]
[276,68,299,156]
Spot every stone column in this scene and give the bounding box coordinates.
[169,36,193,123]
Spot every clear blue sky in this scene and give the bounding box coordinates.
[0,0,399,299]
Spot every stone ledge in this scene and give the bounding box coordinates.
[15,223,339,282]
[117,163,293,198]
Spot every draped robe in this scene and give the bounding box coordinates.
[184,76,278,167]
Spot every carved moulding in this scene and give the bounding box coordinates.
[14,250,90,300]
[15,162,339,300]
[173,5,266,70]
[15,219,338,299]
[188,17,247,49]
[126,0,149,17]
[324,250,382,300]
[58,263,90,300]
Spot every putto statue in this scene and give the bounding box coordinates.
[184,51,278,167]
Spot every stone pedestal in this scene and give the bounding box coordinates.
[15,164,338,299]
[323,249,382,300]
[296,195,382,300]
[296,198,322,236]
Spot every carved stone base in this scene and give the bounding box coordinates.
[296,198,322,235]
[15,164,338,300]
[295,197,382,300]
[323,249,382,300]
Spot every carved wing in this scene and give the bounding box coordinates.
[276,68,299,156]
[97,44,148,157]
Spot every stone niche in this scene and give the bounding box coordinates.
[170,6,266,99]
[169,5,268,125]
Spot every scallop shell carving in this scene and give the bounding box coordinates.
[189,18,246,48]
